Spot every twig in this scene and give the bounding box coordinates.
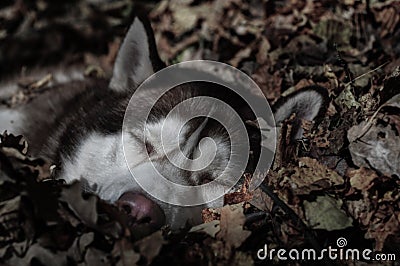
[344,61,390,87]
[244,211,266,226]
[334,43,353,84]
[348,61,392,142]
[259,183,322,252]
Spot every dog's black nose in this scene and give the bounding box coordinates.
[117,192,165,235]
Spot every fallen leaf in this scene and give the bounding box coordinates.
[67,232,94,262]
[232,251,254,266]
[189,220,221,238]
[365,213,400,251]
[348,122,400,177]
[112,237,140,266]
[201,207,220,223]
[286,157,344,195]
[59,182,98,227]
[135,230,165,264]
[304,195,353,231]
[224,174,253,205]
[334,85,361,110]
[249,188,273,212]
[7,243,67,266]
[85,247,110,265]
[0,196,23,245]
[217,203,251,248]
[348,93,400,142]
[381,93,400,109]
[348,167,379,191]
[347,198,374,226]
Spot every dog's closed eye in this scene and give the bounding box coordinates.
[145,141,155,155]
[198,173,213,185]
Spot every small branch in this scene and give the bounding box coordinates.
[334,44,354,84]
[259,183,322,252]
[344,61,390,87]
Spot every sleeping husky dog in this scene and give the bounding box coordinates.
[0,17,326,234]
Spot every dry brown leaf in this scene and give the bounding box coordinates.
[348,93,400,142]
[348,122,400,177]
[304,195,353,231]
[224,174,253,205]
[335,84,361,110]
[0,196,23,245]
[67,232,95,262]
[249,188,273,212]
[347,198,374,226]
[382,189,400,203]
[365,213,400,251]
[84,247,110,265]
[232,251,254,266]
[381,93,400,109]
[286,157,344,195]
[217,203,251,249]
[0,133,51,181]
[347,167,379,191]
[373,6,400,38]
[6,243,68,266]
[229,47,252,67]
[171,7,199,36]
[255,36,271,63]
[59,182,98,227]
[112,237,140,266]
[135,230,165,264]
[28,74,52,90]
[201,207,221,223]
[387,114,400,134]
[189,220,220,238]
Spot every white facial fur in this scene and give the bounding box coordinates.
[59,132,132,202]
[56,115,231,229]
[59,114,231,202]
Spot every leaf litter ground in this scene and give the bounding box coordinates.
[0,0,399,265]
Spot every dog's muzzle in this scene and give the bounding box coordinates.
[117,191,166,235]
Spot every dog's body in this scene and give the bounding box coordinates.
[0,17,326,232]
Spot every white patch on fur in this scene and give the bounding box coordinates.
[274,90,324,139]
[59,132,139,202]
[61,115,233,208]
[51,68,84,84]
[0,83,19,101]
[0,108,24,134]
[145,116,189,155]
[192,137,228,176]
[274,90,323,123]
[0,67,85,101]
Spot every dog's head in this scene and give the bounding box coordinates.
[84,17,326,234]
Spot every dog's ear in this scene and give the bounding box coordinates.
[273,86,328,139]
[109,17,165,92]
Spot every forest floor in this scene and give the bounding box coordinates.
[0,0,399,265]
